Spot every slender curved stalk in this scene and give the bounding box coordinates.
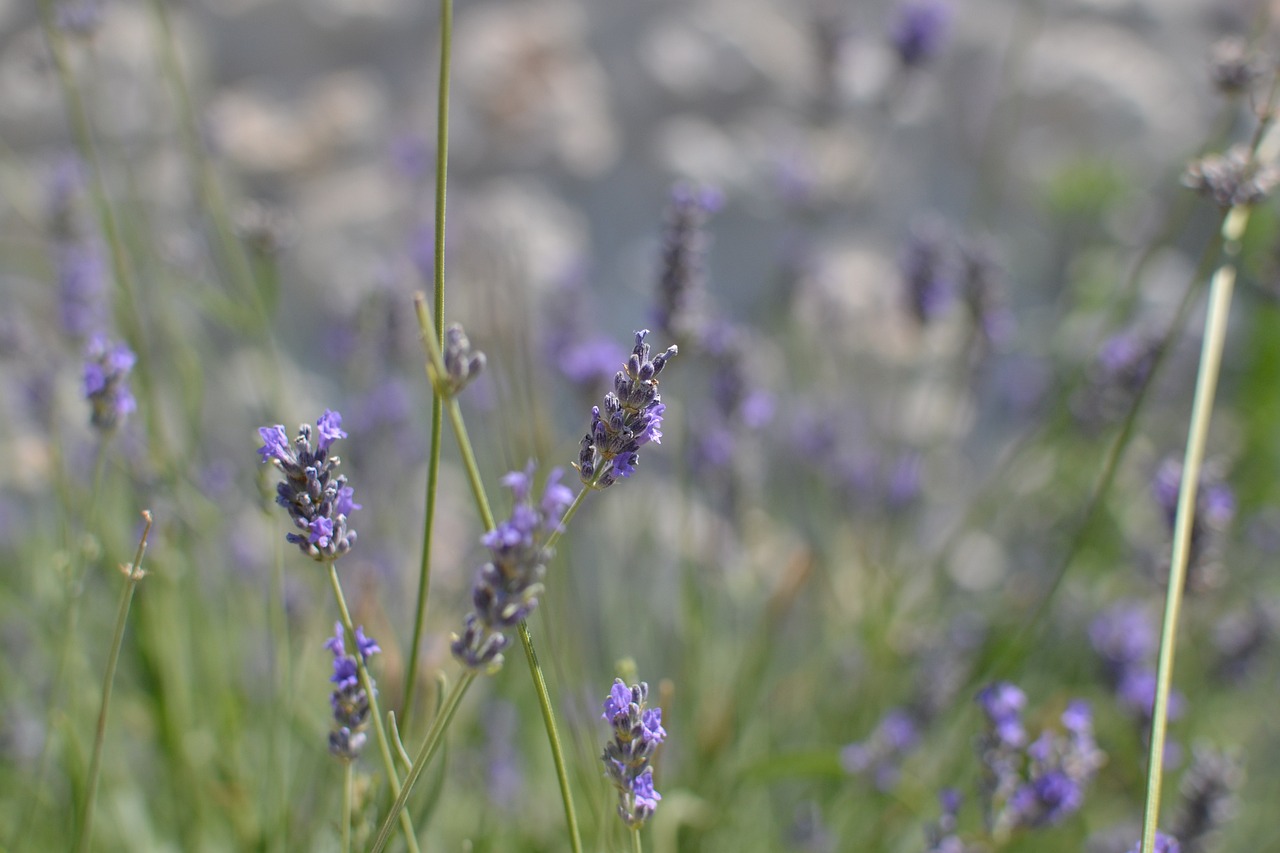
[326,564,421,853]
[402,0,454,726]
[631,828,644,853]
[1139,205,1245,853]
[370,671,477,853]
[76,511,152,853]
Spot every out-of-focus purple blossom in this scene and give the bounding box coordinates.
[1212,602,1275,684]
[1171,746,1241,853]
[1075,330,1159,429]
[1090,602,1157,683]
[841,707,920,791]
[959,238,1014,350]
[257,411,360,562]
[601,679,666,829]
[352,378,413,434]
[47,156,85,239]
[577,330,676,488]
[889,0,953,67]
[925,789,965,853]
[1151,458,1234,588]
[655,183,722,345]
[558,335,627,387]
[976,687,1103,835]
[900,221,956,325]
[1117,669,1185,726]
[324,621,378,761]
[1126,833,1181,853]
[451,465,574,672]
[83,335,136,433]
[885,452,924,511]
[1208,37,1264,95]
[55,0,105,36]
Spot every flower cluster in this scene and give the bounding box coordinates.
[1074,329,1160,428]
[576,330,677,488]
[83,335,137,433]
[889,0,953,68]
[924,790,965,853]
[1182,145,1280,209]
[439,322,486,396]
[654,183,721,347]
[976,683,1104,836]
[324,622,379,761]
[601,679,666,829]
[840,707,920,791]
[1090,602,1186,746]
[257,410,361,562]
[451,465,574,672]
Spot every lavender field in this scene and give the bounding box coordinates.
[1,0,1277,851]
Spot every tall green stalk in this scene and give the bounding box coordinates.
[403,0,454,727]
[1139,204,1245,853]
[76,511,153,853]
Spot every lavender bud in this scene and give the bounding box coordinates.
[83,335,137,434]
[440,322,486,396]
[1183,145,1280,209]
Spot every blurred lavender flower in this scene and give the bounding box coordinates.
[257,410,360,562]
[1182,145,1280,209]
[1151,458,1234,589]
[976,685,1103,836]
[83,335,136,433]
[55,0,105,36]
[558,336,627,388]
[889,0,953,68]
[959,237,1014,351]
[1073,329,1160,428]
[691,322,774,476]
[840,707,920,791]
[901,221,956,325]
[46,156,85,240]
[1090,601,1185,742]
[576,330,677,488]
[601,679,666,829]
[1212,602,1275,683]
[56,241,107,339]
[451,465,574,672]
[1208,36,1264,94]
[324,621,379,761]
[925,789,966,853]
[1126,833,1181,853]
[1171,746,1242,853]
[655,183,722,346]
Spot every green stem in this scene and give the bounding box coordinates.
[402,0,454,728]
[518,621,584,853]
[76,511,152,853]
[370,671,477,853]
[326,564,421,853]
[1139,205,1246,853]
[631,827,644,853]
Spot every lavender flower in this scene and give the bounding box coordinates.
[324,621,379,761]
[976,685,1104,836]
[925,789,966,853]
[601,679,666,829]
[451,465,574,672]
[889,0,952,68]
[439,322,486,396]
[57,241,107,339]
[1151,458,1234,589]
[257,411,360,562]
[1171,746,1242,853]
[576,330,677,488]
[900,221,956,325]
[1182,145,1280,209]
[654,183,721,346]
[840,707,920,791]
[83,335,136,433]
[1126,833,1181,853]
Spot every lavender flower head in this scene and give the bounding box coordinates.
[257,410,361,562]
[324,621,379,761]
[901,221,956,325]
[889,0,953,68]
[601,679,666,829]
[840,707,920,791]
[655,183,722,345]
[439,322,486,396]
[83,335,136,433]
[451,465,574,672]
[577,330,677,488]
